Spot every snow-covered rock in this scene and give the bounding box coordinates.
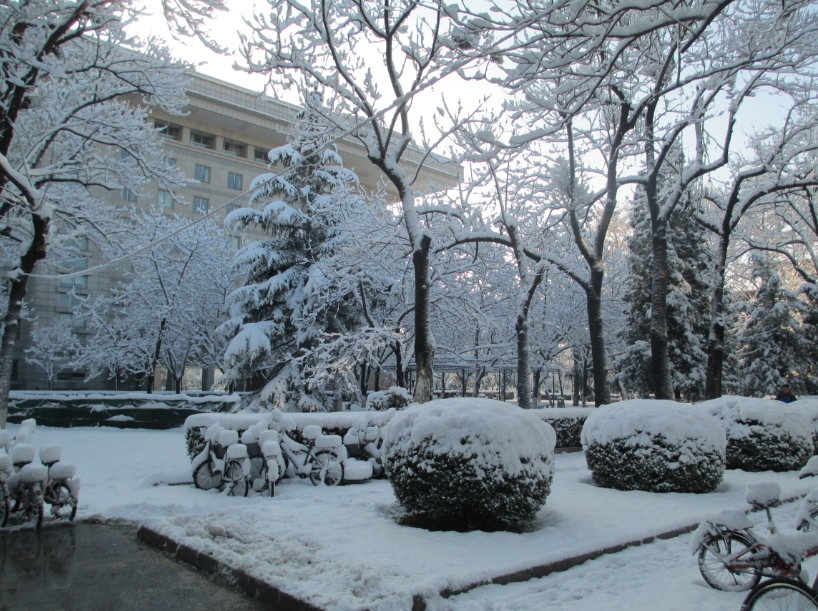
[366,386,413,411]
[382,398,556,530]
[697,396,813,471]
[581,399,726,493]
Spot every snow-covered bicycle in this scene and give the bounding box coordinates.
[39,444,80,521]
[692,466,818,593]
[6,443,47,528]
[279,425,345,487]
[344,420,385,479]
[192,426,252,497]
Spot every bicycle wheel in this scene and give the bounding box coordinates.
[0,488,8,528]
[193,460,220,491]
[49,483,78,521]
[309,451,344,487]
[742,578,818,611]
[699,531,761,592]
[249,456,265,481]
[801,507,818,532]
[226,461,249,497]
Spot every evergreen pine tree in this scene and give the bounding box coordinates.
[617,190,712,401]
[737,254,811,397]
[220,100,362,411]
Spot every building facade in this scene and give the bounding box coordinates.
[12,72,459,391]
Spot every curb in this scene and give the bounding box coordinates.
[136,525,323,611]
[138,491,810,611]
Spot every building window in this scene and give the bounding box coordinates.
[157,190,173,209]
[194,164,211,183]
[120,187,137,202]
[254,147,268,162]
[155,120,182,141]
[59,275,87,290]
[193,196,209,214]
[190,131,214,149]
[227,172,243,190]
[57,371,86,382]
[225,204,241,214]
[230,236,241,251]
[58,293,81,310]
[223,140,246,157]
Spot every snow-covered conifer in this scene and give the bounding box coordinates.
[220,102,363,411]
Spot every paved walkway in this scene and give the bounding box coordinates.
[0,523,270,611]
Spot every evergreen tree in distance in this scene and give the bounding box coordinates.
[737,254,811,397]
[220,98,362,411]
[617,189,711,401]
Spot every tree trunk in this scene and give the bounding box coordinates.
[412,234,434,403]
[532,369,541,408]
[516,314,533,408]
[572,351,581,406]
[649,223,675,400]
[392,341,405,388]
[586,269,611,405]
[0,214,50,428]
[704,236,729,399]
[175,376,182,394]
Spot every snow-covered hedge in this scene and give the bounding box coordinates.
[366,387,413,411]
[533,408,594,448]
[791,399,818,455]
[582,399,726,493]
[382,398,556,531]
[697,396,813,471]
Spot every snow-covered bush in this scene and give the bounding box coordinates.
[791,399,818,455]
[582,399,726,493]
[382,398,556,531]
[535,408,594,448]
[366,387,413,411]
[698,396,813,471]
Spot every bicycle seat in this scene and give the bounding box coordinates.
[49,462,76,480]
[259,430,279,446]
[241,429,259,444]
[11,443,35,467]
[14,430,31,444]
[226,443,249,460]
[302,425,322,441]
[218,429,239,447]
[315,434,342,449]
[20,464,48,484]
[746,481,781,509]
[39,444,62,467]
[262,440,281,457]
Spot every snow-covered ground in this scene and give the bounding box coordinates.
[10,423,817,611]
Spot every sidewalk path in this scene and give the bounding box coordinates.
[0,523,269,611]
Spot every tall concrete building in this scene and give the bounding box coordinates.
[12,71,459,391]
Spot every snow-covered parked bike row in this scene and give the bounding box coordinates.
[186,408,392,496]
[0,419,80,528]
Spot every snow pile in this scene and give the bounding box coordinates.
[382,398,556,531]
[745,481,780,508]
[697,396,813,471]
[581,399,726,493]
[366,386,413,411]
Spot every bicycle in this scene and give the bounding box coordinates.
[343,420,385,479]
[39,444,80,521]
[7,443,46,528]
[741,577,818,610]
[279,425,345,487]
[192,425,251,497]
[253,429,286,497]
[693,481,818,592]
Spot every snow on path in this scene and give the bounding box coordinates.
[11,424,818,611]
[428,500,818,611]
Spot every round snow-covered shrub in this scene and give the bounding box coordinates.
[366,386,413,411]
[698,397,813,471]
[382,398,556,531]
[581,399,726,493]
[791,399,818,455]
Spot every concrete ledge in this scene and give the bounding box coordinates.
[137,525,324,611]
